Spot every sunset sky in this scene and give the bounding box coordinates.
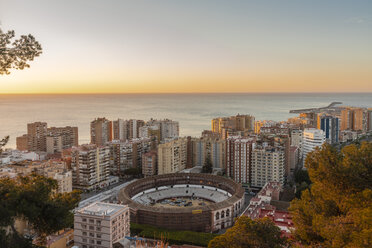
[0,0,371,93]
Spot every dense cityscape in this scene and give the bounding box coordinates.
[1,1,372,247]
[0,103,371,247]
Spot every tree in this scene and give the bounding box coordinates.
[0,174,81,248]
[208,216,287,248]
[0,28,42,75]
[294,169,311,198]
[203,154,213,173]
[289,142,372,247]
[0,136,9,154]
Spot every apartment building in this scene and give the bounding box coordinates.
[17,123,78,154]
[157,138,187,175]
[71,144,110,190]
[341,107,368,132]
[192,137,226,170]
[74,202,130,248]
[108,138,151,176]
[142,150,157,177]
[91,118,112,146]
[251,146,285,187]
[112,119,129,141]
[27,122,48,151]
[212,115,255,139]
[226,136,255,184]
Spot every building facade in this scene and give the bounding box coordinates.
[251,146,285,187]
[71,145,110,190]
[192,137,226,170]
[142,150,157,177]
[226,136,255,184]
[91,118,112,146]
[74,202,130,248]
[157,138,187,175]
[319,115,340,144]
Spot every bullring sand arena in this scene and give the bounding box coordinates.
[119,173,245,232]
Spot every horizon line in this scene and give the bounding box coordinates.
[1,91,372,95]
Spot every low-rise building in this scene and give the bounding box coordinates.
[74,202,130,248]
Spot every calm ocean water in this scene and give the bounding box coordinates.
[1,93,371,148]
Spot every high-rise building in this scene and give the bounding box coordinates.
[212,115,255,139]
[91,118,112,146]
[251,145,285,187]
[192,137,226,170]
[319,116,340,144]
[113,119,129,141]
[74,202,130,248]
[226,136,255,184]
[142,151,158,177]
[145,119,179,141]
[235,114,255,132]
[302,128,325,165]
[128,119,145,139]
[71,144,110,190]
[368,108,372,131]
[341,107,368,132]
[46,126,79,154]
[17,123,78,153]
[16,134,29,151]
[108,138,151,176]
[157,138,187,175]
[27,122,48,151]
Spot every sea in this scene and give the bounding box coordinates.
[1,93,371,149]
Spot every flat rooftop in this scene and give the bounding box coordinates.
[78,202,126,217]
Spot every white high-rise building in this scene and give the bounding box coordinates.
[302,128,325,166]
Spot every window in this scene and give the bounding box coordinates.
[226,209,230,217]
[97,241,102,245]
[215,212,220,220]
[89,232,94,237]
[89,219,94,224]
[82,238,87,243]
[97,220,101,226]
[82,225,87,229]
[82,232,87,236]
[90,239,95,244]
[89,226,94,230]
[97,234,101,238]
[221,211,225,218]
[82,218,87,222]
[96,227,101,232]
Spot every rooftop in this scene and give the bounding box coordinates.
[78,202,127,217]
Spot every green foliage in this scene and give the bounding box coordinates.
[294,169,311,198]
[130,223,218,247]
[208,216,287,248]
[202,155,213,173]
[0,174,81,248]
[0,29,42,75]
[289,142,372,247]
